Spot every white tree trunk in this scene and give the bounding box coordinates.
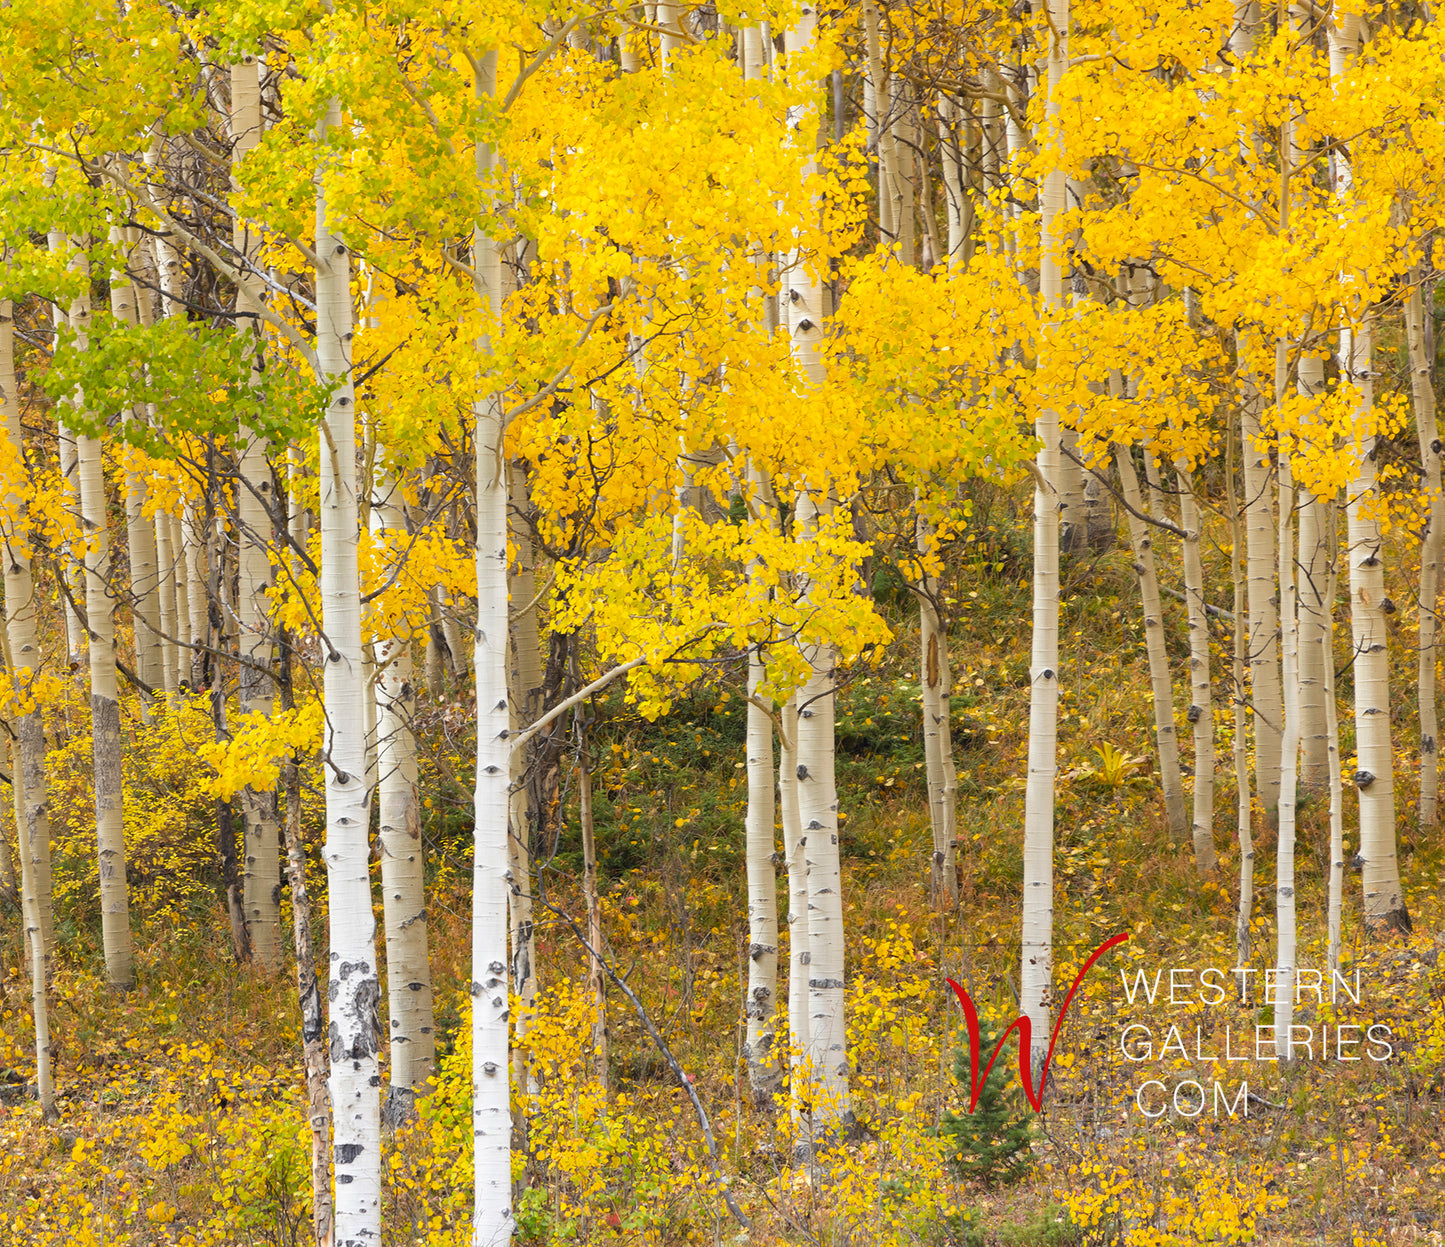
[577,713,608,1096]
[471,51,514,1247]
[1323,518,1345,975]
[371,468,435,1114]
[1225,415,1254,964]
[315,97,383,1243]
[67,250,134,990]
[917,504,958,902]
[107,227,162,706]
[1295,357,1330,791]
[506,461,539,1099]
[1407,276,1442,828]
[1175,461,1217,872]
[1020,0,1068,1083]
[1273,450,1300,1059]
[778,695,809,1135]
[1239,347,1283,813]
[231,55,282,969]
[1114,447,1188,842]
[1,296,53,970]
[9,737,53,1114]
[743,644,780,1106]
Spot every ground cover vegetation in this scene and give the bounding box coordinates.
[1,0,1445,1243]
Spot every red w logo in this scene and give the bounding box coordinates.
[946,932,1129,1112]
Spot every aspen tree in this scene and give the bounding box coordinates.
[1113,442,1187,843]
[107,225,162,707]
[1406,274,1441,827]
[50,241,86,669]
[917,504,958,904]
[1295,353,1330,792]
[1273,382,1300,1060]
[69,241,134,989]
[0,295,53,969]
[784,1,852,1143]
[576,700,608,1096]
[470,49,515,1247]
[1176,460,1216,872]
[506,459,539,1097]
[739,28,782,1109]
[778,693,809,1133]
[743,635,781,1104]
[8,736,52,1114]
[371,462,435,1113]
[1225,412,1254,963]
[130,235,180,699]
[315,96,383,1239]
[1324,512,1345,974]
[1331,7,1408,933]
[1020,0,1067,1083]
[231,55,282,969]
[1239,354,1282,813]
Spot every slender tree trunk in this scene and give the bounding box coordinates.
[1295,357,1330,792]
[1114,447,1188,843]
[1407,274,1442,828]
[9,736,53,1115]
[576,706,608,1097]
[917,503,958,902]
[49,226,86,668]
[1,296,53,969]
[69,249,134,990]
[1273,442,1300,1060]
[280,626,335,1247]
[107,226,162,709]
[1226,413,1254,965]
[1323,511,1345,975]
[471,51,515,1247]
[316,97,383,1241]
[743,643,780,1106]
[1239,342,1283,813]
[371,469,435,1117]
[506,460,540,1099]
[229,55,283,969]
[784,5,852,1146]
[1019,0,1068,1086]
[1176,461,1217,872]
[778,695,809,1136]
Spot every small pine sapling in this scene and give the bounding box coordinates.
[938,1016,1034,1185]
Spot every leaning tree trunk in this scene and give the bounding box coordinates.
[69,247,134,990]
[315,97,383,1240]
[1114,446,1189,844]
[1407,274,1442,828]
[1,295,53,969]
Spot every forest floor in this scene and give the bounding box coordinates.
[2,520,1445,1245]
